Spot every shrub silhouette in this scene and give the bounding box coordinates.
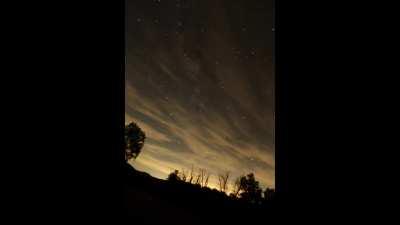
[167,170,181,182]
[125,122,146,161]
[263,187,276,201]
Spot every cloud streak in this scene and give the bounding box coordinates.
[126,0,274,189]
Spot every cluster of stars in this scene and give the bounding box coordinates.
[135,1,270,131]
[127,0,275,188]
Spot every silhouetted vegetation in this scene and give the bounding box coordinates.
[124,122,146,161]
[263,187,276,202]
[218,171,230,193]
[123,122,275,225]
[166,168,274,206]
[237,173,263,204]
[167,170,181,182]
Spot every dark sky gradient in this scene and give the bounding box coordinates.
[126,0,274,189]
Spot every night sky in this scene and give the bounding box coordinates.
[126,0,274,189]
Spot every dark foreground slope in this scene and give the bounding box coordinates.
[123,164,275,225]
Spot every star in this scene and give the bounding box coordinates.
[126,0,275,189]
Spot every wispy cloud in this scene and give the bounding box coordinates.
[126,0,274,189]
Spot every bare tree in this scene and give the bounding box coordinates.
[231,176,244,197]
[183,166,210,187]
[204,173,211,187]
[197,168,212,187]
[194,172,201,185]
[218,171,230,193]
[179,168,187,182]
[198,168,207,187]
[188,165,194,184]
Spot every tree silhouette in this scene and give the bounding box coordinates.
[194,171,201,185]
[188,165,194,184]
[204,173,211,188]
[231,177,244,198]
[176,166,211,187]
[197,168,211,187]
[239,173,263,204]
[218,171,230,193]
[125,122,146,161]
[179,168,188,182]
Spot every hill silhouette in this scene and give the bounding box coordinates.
[123,163,275,225]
